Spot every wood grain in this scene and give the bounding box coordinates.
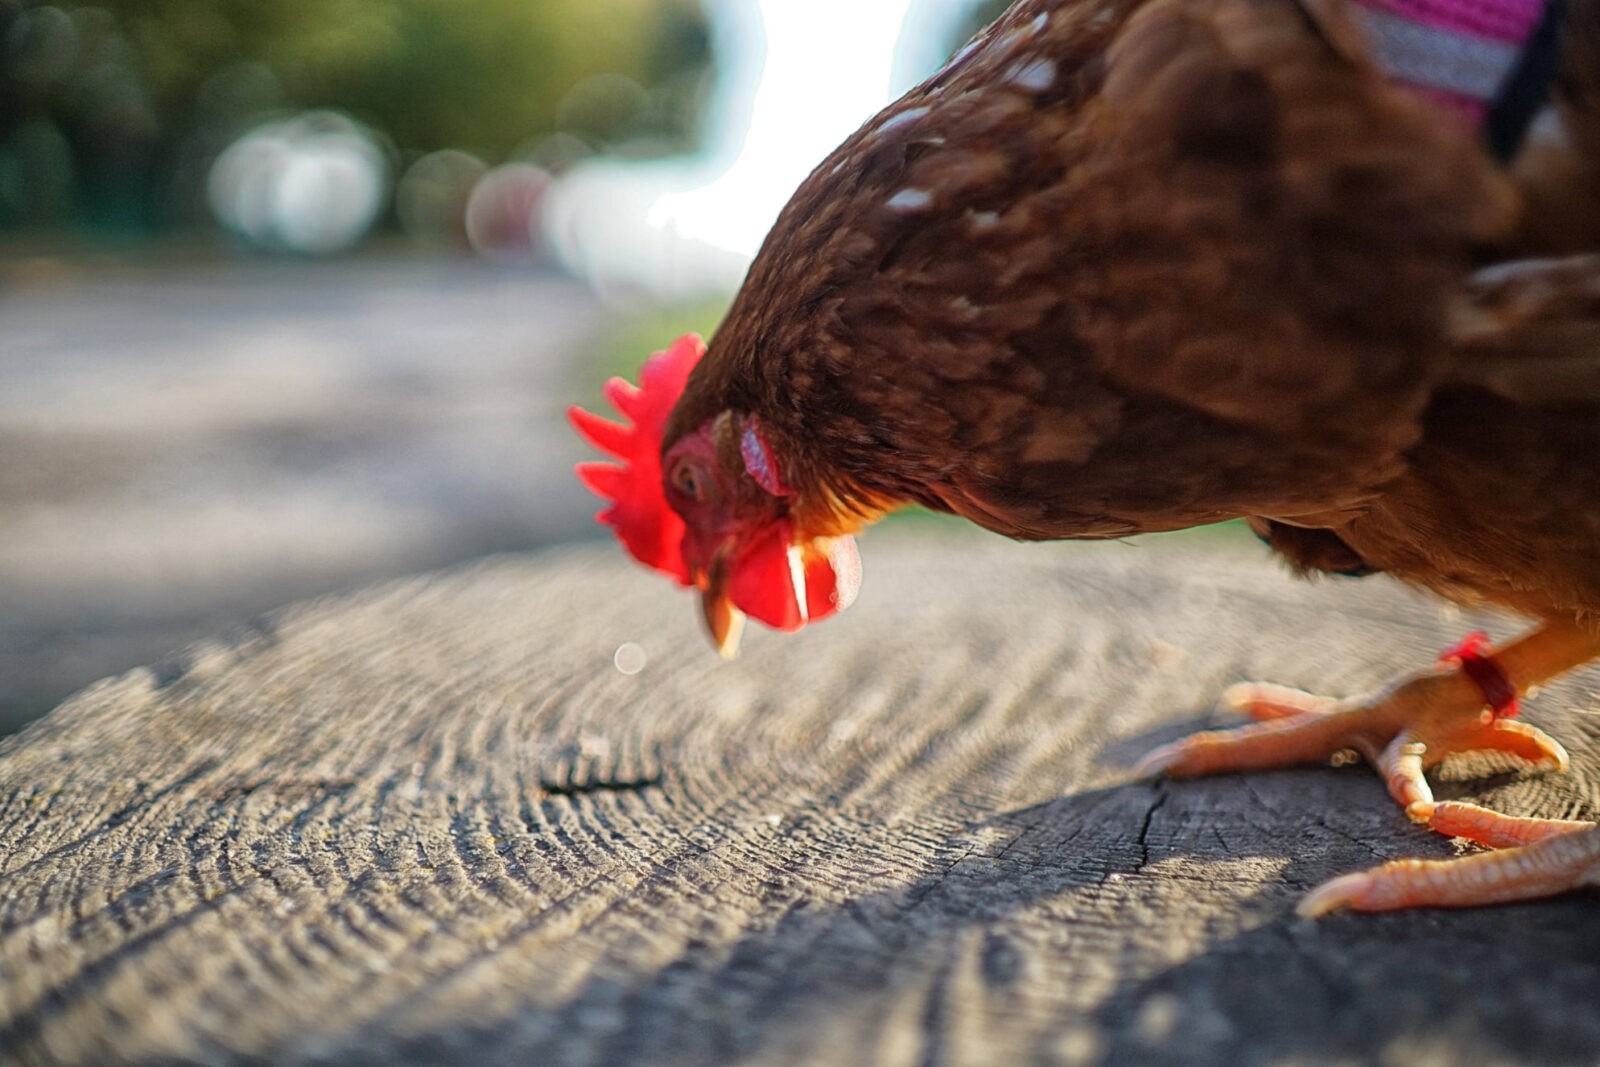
[3,528,1599,1066]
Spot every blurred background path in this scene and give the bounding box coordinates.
[0,0,1005,731]
[0,257,604,730]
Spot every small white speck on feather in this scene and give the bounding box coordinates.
[943,37,982,74]
[1006,58,1056,91]
[875,106,929,137]
[886,187,933,212]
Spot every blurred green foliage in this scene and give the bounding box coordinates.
[113,0,710,155]
[582,293,729,391]
[0,0,710,235]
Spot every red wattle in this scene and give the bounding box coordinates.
[727,524,803,630]
[726,524,860,632]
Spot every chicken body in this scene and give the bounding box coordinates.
[647,0,1600,912]
[671,0,1514,545]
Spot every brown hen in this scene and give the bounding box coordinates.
[573,0,1600,913]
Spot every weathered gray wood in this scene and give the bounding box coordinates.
[2,528,1599,1067]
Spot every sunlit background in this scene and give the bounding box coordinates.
[0,0,1008,732]
[2,0,1006,282]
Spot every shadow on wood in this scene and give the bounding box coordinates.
[2,530,1598,1065]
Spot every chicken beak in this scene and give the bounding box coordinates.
[699,554,746,659]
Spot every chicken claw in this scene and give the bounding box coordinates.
[1299,811,1600,916]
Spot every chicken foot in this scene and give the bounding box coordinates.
[1136,619,1600,910]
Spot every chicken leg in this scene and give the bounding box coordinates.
[1137,620,1600,910]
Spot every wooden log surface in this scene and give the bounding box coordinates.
[3,528,1600,1066]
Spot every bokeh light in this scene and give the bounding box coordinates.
[555,73,651,142]
[8,6,80,86]
[206,111,390,255]
[396,148,487,249]
[463,162,551,260]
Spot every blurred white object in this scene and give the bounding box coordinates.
[544,0,987,302]
[208,111,390,255]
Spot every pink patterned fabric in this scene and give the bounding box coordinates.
[1348,0,1550,126]
[1355,0,1546,42]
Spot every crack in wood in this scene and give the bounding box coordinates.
[1136,783,1169,870]
[1239,776,1394,866]
[537,776,665,798]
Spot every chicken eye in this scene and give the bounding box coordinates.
[671,460,706,502]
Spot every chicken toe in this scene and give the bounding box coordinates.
[1427,800,1594,848]
[1298,823,1600,916]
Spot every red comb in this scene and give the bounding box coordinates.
[568,334,706,584]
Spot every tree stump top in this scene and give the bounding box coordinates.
[3,530,1599,1066]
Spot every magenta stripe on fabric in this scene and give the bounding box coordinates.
[1348,0,1551,124]
[1352,0,1545,42]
